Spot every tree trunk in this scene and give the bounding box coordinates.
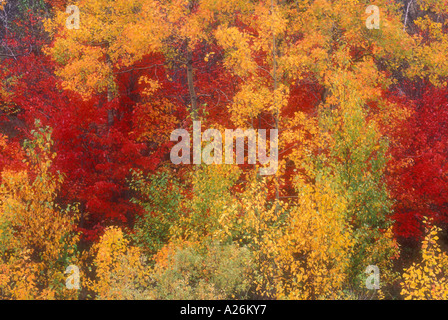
[186,45,198,121]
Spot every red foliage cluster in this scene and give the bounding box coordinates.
[389,84,448,240]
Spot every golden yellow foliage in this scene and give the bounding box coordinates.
[401,223,448,300]
[217,173,352,299]
[88,226,149,299]
[273,181,353,299]
[44,0,168,99]
[0,125,79,299]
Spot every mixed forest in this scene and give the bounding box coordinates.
[1,0,448,300]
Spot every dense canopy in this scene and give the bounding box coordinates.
[1,0,448,300]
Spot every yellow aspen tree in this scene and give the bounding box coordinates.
[217,173,287,298]
[318,71,400,294]
[0,122,80,299]
[44,0,167,100]
[88,226,149,299]
[273,180,353,299]
[401,221,448,300]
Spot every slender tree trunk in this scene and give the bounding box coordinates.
[272,0,280,208]
[185,41,200,197]
[186,44,198,121]
[106,54,115,135]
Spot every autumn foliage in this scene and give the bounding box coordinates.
[1,0,448,300]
